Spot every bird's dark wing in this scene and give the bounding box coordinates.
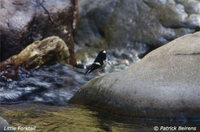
[94,52,106,65]
[85,63,101,75]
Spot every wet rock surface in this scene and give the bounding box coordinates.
[70,32,200,118]
[75,0,200,49]
[0,0,78,65]
[0,36,70,79]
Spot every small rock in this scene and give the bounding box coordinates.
[0,36,70,78]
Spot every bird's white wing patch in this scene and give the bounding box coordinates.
[94,62,101,66]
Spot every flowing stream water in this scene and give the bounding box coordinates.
[0,46,146,104]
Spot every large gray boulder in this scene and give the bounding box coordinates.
[0,0,78,65]
[75,0,200,48]
[70,31,200,118]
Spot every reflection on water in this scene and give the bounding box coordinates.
[1,103,199,132]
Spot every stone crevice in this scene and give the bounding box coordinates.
[175,53,200,56]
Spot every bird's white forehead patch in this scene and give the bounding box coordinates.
[102,50,106,53]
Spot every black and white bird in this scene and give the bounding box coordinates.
[85,50,107,75]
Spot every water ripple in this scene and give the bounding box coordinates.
[0,63,92,104]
